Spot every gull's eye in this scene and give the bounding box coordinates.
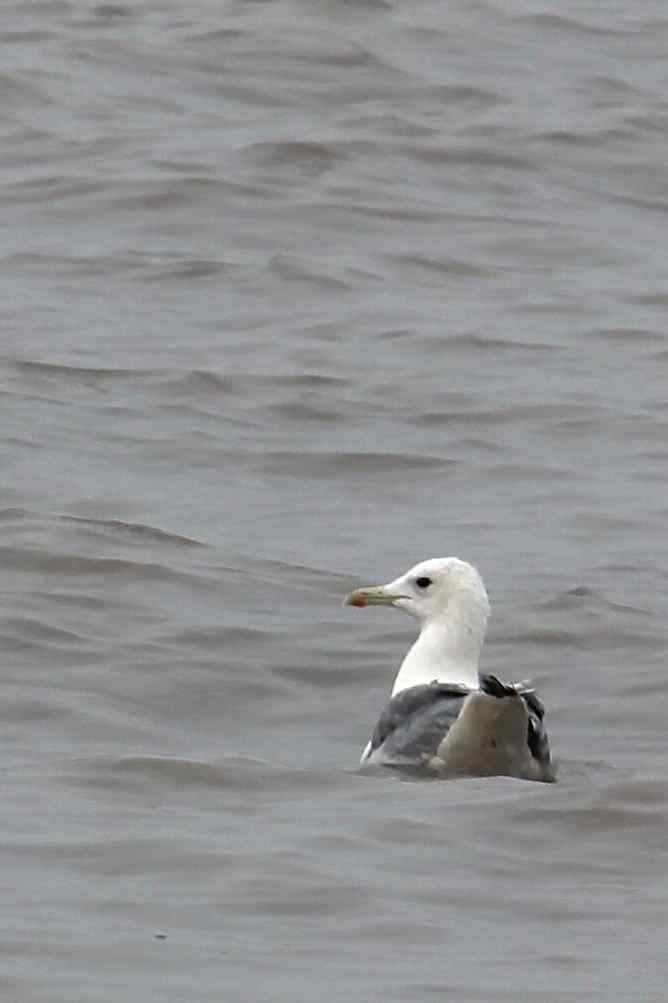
[416,576,432,589]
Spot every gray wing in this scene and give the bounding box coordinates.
[363,675,553,778]
[479,673,553,776]
[519,685,552,772]
[363,682,471,767]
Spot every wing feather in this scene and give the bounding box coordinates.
[364,676,553,779]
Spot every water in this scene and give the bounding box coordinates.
[3,2,668,999]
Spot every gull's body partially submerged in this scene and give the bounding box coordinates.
[345,558,554,782]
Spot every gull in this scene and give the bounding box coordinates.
[345,557,554,782]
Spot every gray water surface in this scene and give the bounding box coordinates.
[3,2,668,1000]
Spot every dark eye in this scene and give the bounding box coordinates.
[416,576,432,589]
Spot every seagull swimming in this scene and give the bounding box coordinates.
[344,557,554,782]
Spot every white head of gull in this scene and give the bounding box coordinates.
[344,557,553,782]
[345,557,490,695]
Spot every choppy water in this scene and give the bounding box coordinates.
[4,2,668,1000]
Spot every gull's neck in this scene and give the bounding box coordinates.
[390,591,488,695]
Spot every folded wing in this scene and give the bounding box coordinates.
[362,674,553,782]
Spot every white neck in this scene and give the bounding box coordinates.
[390,595,487,696]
